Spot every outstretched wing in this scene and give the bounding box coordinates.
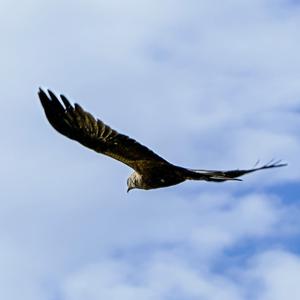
[38,89,170,172]
[189,160,287,182]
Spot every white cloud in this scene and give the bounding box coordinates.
[62,249,300,300]
[243,250,300,300]
[0,0,299,299]
[62,257,243,300]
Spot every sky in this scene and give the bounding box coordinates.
[1,0,300,299]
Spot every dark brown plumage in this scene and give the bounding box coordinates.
[38,88,287,192]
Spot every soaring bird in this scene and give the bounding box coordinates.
[38,89,286,192]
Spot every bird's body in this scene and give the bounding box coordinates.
[127,166,187,191]
[38,89,286,192]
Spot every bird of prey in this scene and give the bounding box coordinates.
[38,89,286,192]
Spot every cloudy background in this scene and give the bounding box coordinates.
[1,0,300,299]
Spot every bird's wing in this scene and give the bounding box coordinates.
[189,160,287,181]
[38,89,170,172]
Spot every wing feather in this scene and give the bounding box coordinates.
[38,89,169,172]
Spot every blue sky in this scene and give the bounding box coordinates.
[1,0,300,299]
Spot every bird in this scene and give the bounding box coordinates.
[38,88,287,192]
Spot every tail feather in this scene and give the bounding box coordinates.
[187,160,287,182]
[187,170,243,182]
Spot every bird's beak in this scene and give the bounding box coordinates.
[127,187,131,193]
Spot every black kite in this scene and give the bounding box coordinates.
[38,89,286,192]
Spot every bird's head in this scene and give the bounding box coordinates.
[127,172,142,192]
